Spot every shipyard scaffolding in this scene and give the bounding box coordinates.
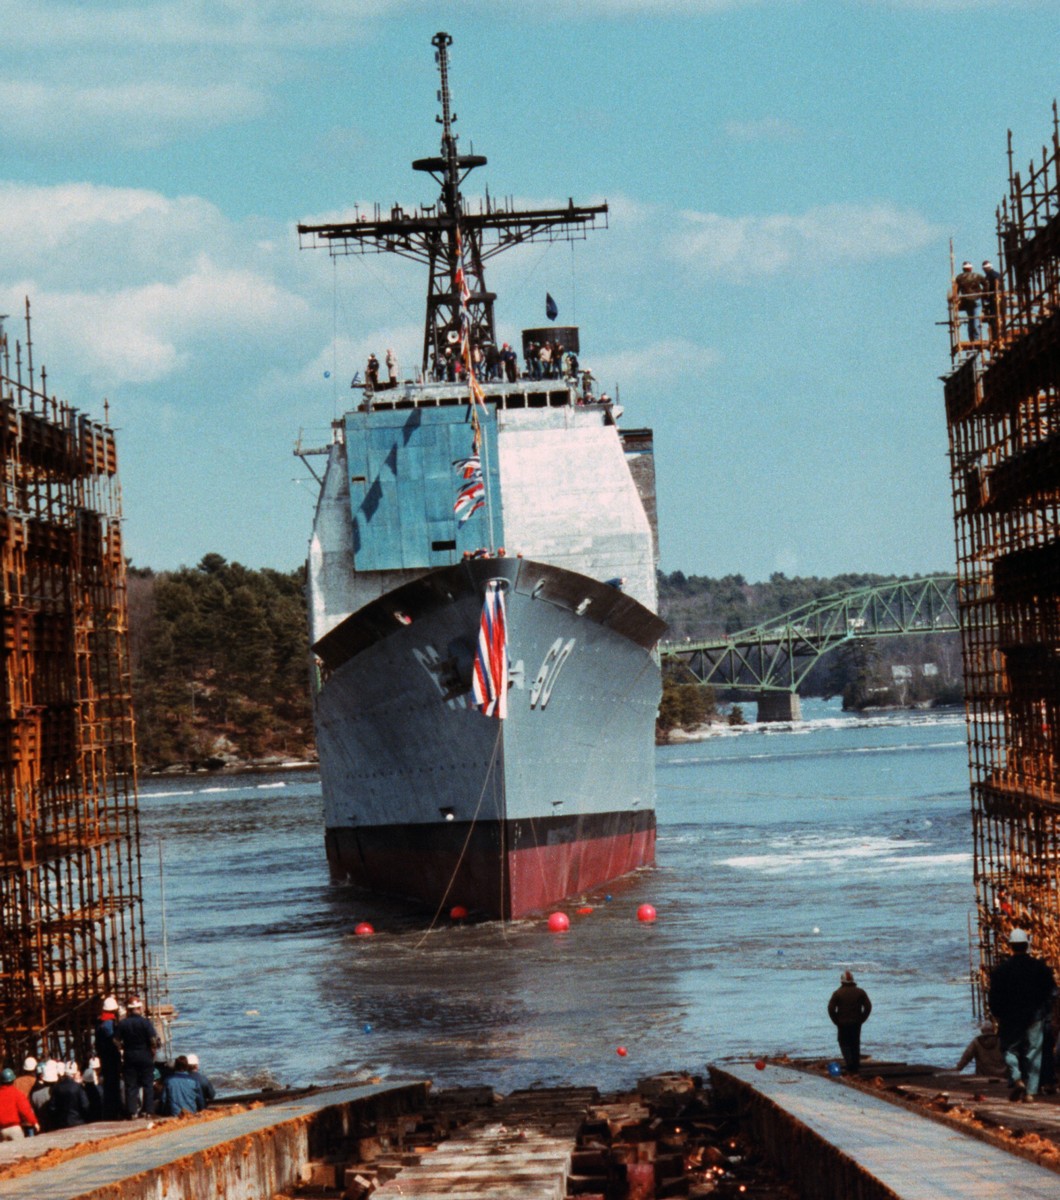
[944,104,1060,999]
[0,301,151,1066]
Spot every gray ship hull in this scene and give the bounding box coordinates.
[313,556,664,917]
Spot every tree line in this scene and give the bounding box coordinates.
[128,555,312,769]
[125,559,964,766]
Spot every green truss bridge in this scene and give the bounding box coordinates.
[660,574,960,722]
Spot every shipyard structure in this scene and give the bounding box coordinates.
[944,106,1060,992]
[0,303,150,1065]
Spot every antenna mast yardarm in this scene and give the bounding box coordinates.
[297,31,608,375]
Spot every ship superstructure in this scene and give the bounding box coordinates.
[297,33,663,918]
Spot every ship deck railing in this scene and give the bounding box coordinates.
[354,378,615,414]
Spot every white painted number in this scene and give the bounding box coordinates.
[530,638,575,709]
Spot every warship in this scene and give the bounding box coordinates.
[296,32,665,919]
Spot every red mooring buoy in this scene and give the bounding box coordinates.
[354,922,375,936]
[450,905,468,920]
[616,1046,628,1057]
[547,912,570,932]
[637,904,657,923]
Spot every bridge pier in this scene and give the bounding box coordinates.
[757,693,801,723]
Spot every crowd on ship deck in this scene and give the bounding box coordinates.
[0,995,216,1140]
[362,337,610,405]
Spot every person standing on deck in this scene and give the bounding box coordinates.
[827,970,872,1074]
[365,353,380,391]
[115,997,161,1118]
[988,928,1055,1102]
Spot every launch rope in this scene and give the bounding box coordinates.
[413,719,504,948]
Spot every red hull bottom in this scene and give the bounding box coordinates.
[326,813,656,919]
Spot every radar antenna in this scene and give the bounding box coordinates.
[298,31,608,375]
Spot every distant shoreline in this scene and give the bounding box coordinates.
[142,758,319,780]
[659,701,964,744]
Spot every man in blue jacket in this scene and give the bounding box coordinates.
[160,1057,204,1117]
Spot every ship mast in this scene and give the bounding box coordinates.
[298,31,608,376]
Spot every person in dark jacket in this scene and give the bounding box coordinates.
[981,259,1003,340]
[115,997,160,1118]
[954,261,986,342]
[185,1054,215,1106]
[988,928,1055,1101]
[48,1069,91,1128]
[827,970,872,1074]
[94,995,124,1119]
[160,1057,204,1117]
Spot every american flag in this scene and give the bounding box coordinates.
[472,581,509,719]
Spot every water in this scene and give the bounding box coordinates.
[137,697,978,1093]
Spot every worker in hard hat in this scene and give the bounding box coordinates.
[0,1067,40,1140]
[988,928,1055,1102]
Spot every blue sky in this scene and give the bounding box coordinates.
[0,0,1054,582]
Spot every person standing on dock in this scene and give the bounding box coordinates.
[94,995,124,1119]
[827,970,872,1074]
[988,928,1055,1102]
[115,997,161,1119]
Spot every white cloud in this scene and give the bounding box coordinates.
[670,203,941,277]
[1,258,307,390]
[592,338,721,389]
[0,81,267,149]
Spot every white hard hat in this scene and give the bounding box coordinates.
[22,1057,36,1073]
[186,1053,200,1068]
[1009,928,1030,945]
[102,995,119,1012]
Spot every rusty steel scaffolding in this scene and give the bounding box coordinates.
[0,300,150,1066]
[944,103,1060,1003]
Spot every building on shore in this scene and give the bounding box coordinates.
[943,104,1060,994]
[0,301,153,1065]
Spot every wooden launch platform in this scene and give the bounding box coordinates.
[712,1060,1060,1199]
[5,1064,1060,1199]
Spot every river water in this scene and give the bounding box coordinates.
[137,697,977,1094]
